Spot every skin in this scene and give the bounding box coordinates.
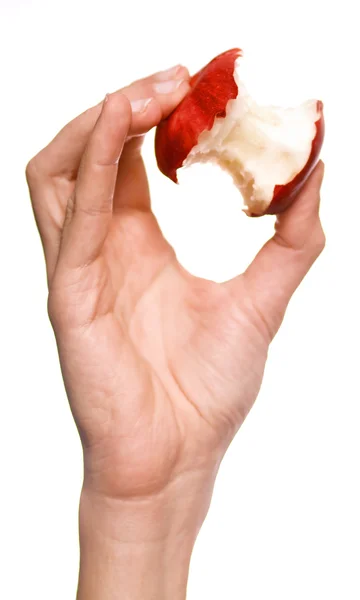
[26,64,325,600]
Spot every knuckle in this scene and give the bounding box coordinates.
[47,291,61,327]
[74,201,112,218]
[47,287,74,330]
[25,153,47,184]
[273,231,295,251]
[310,225,326,256]
[274,222,326,259]
[25,157,39,182]
[47,279,73,328]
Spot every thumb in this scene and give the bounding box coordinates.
[226,161,325,339]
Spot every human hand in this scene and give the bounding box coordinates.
[27,63,325,599]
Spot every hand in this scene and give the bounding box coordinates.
[27,63,325,599]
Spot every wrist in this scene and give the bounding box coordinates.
[77,472,215,600]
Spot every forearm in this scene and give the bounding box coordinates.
[76,476,212,600]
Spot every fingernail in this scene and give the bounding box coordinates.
[154,65,182,81]
[130,98,153,113]
[153,79,184,94]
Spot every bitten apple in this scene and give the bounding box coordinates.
[155,49,324,217]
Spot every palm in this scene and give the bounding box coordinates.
[54,170,268,496]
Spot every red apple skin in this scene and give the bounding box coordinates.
[155,48,241,183]
[155,49,325,217]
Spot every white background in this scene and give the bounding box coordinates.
[1,0,359,598]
